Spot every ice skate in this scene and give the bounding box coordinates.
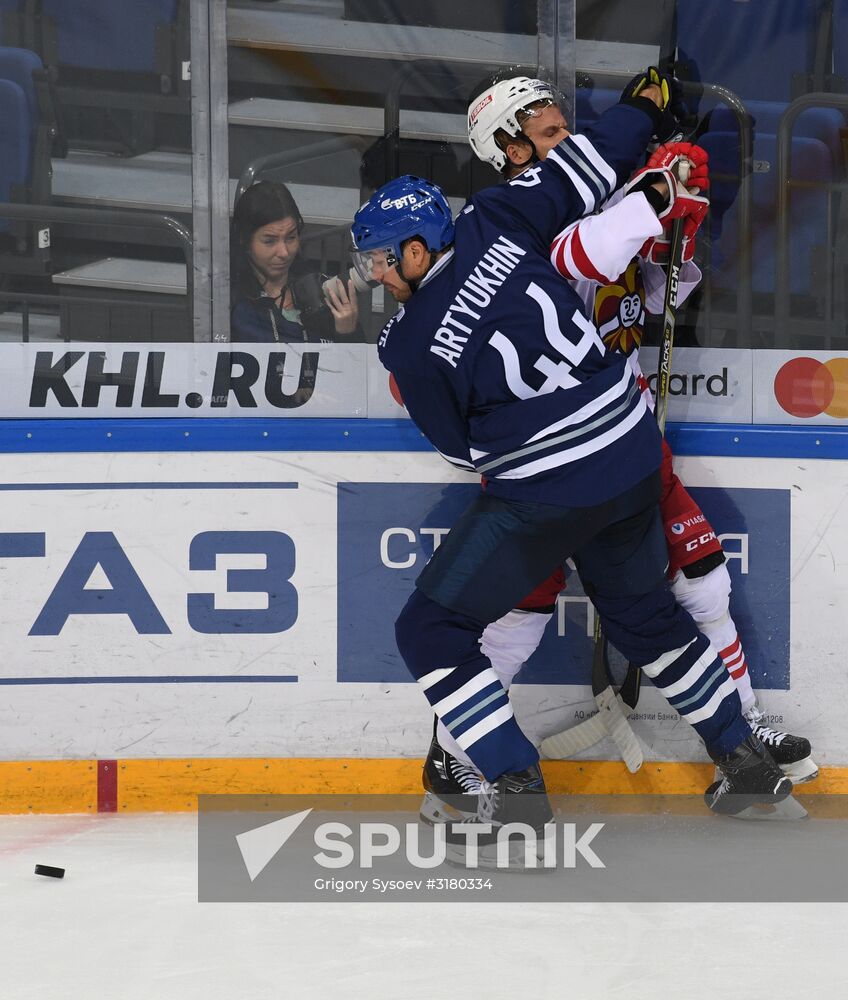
[706,732,801,820]
[744,706,818,785]
[444,763,554,869]
[420,726,485,826]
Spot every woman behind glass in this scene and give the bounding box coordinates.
[230,180,362,342]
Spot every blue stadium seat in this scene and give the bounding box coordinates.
[676,0,824,105]
[709,101,845,174]
[700,132,832,296]
[0,44,36,107]
[0,45,41,127]
[40,0,178,75]
[0,45,61,200]
[0,77,30,232]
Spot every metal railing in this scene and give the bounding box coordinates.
[0,202,192,261]
[235,136,370,207]
[0,202,193,342]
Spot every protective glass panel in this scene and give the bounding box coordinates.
[0,0,194,368]
[2,1,844,423]
[577,0,848,425]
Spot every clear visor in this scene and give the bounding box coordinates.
[351,246,398,285]
[516,95,560,124]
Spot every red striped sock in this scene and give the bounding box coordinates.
[719,634,755,712]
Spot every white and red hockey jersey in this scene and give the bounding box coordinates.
[549,187,700,368]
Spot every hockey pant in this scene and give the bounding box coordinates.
[435,563,756,767]
[395,473,749,782]
[436,445,755,765]
[660,439,724,575]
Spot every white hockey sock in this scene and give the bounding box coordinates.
[698,618,756,714]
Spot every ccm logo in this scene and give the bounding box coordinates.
[381,193,420,210]
[685,531,717,552]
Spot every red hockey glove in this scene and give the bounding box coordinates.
[625,144,710,263]
[641,188,709,263]
[647,141,709,193]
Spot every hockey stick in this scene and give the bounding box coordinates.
[541,617,643,770]
[591,620,643,772]
[543,179,689,767]
[614,192,689,711]
[655,214,687,434]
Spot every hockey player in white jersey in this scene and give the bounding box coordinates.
[351,73,794,841]
[419,73,815,826]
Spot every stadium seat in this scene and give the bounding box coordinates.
[0,78,29,232]
[676,0,825,105]
[37,1,187,156]
[709,101,846,174]
[700,132,832,297]
[0,44,63,194]
[0,45,41,134]
[676,1,835,184]
[40,0,179,78]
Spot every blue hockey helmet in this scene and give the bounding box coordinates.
[350,175,454,284]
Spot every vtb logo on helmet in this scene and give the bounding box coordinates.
[350,175,454,286]
[467,76,558,171]
[380,192,422,211]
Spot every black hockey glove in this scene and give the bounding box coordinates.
[620,65,685,145]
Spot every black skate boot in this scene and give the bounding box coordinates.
[705,732,796,819]
[444,763,554,869]
[420,724,485,826]
[744,706,818,784]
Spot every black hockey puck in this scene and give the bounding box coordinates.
[34,864,65,879]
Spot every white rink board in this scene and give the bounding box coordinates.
[0,449,846,764]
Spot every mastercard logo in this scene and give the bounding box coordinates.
[773,357,848,418]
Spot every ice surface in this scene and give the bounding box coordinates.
[0,813,843,999]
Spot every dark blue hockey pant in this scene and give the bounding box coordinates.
[395,472,748,781]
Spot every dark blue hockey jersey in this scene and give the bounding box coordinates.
[378,102,663,507]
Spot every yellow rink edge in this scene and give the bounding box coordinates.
[0,757,846,814]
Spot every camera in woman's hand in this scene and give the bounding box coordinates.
[324,267,376,296]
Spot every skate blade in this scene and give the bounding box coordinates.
[705,780,806,820]
[419,791,475,827]
[715,794,808,821]
[444,839,546,871]
[780,755,819,785]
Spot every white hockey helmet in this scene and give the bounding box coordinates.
[467,76,558,170]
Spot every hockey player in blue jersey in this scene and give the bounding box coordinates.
[408,73,814,822]
[350,86,792,839]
